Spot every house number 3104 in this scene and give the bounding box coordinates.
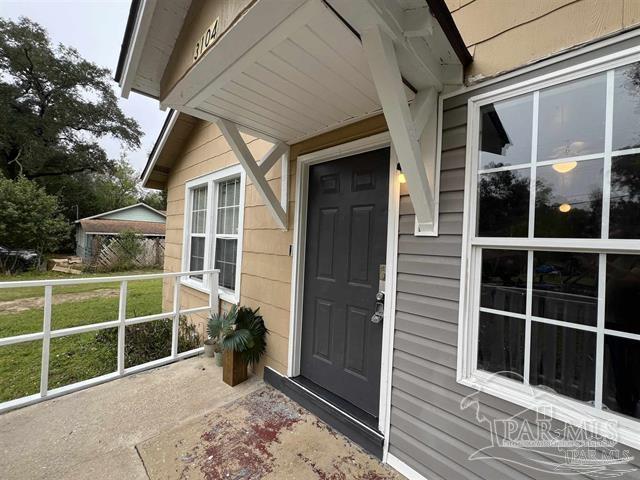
[193,17,219,62]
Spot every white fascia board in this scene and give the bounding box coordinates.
[120,0,158,99]
[141,110,178,188]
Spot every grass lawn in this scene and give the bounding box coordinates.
[0,269,161,302]
[0,269,166,403]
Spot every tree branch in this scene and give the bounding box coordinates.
[26,165,96,179]
[22,46,49,117]
[7,148,23,176]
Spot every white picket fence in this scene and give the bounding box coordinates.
[0,269,219,413]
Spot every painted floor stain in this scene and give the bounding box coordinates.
[137,387,405,480]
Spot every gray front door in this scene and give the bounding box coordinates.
[300,147,390,417]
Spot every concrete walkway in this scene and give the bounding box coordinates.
[0,357,402,480]
[0,357,261,480]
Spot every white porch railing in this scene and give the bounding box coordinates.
[0,269,219,413]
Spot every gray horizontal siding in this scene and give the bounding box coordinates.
[399,235,462,257]
[395,312,457,346]
[441,125,466,151]
[441,105,467,130]
[389,85,640,478]
[397,255,460,279]
[396,293,459,325]
[396,274,459,301]
[439,190,464,213]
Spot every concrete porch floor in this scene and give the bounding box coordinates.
[0,357,403,480]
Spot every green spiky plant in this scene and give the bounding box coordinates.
[207,305,268,367]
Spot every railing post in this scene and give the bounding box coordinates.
[117,280,128,375]
[40,285,52,397]
[209,271,219,317]
[171,275,181,358]
[0,270,225,414]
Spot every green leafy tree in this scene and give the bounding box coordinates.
[43,156,140,224]
[0,17,141,180]
[139,189,167,211]
[93,155,140,213]
[0,175,69,272]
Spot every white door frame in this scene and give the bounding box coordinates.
[286,131,400,435]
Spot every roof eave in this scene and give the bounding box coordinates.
[426,0,472,67]
[114,0,141,83]
[140,110,178,188]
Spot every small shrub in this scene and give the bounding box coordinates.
[96,316,202,367]
[0,176,69,273]
[109,229,144,272]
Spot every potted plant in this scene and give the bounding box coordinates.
[208,305,268,385]
[207,307,236,367]
[203,338,217,358]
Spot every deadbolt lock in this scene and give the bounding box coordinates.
[371,291,385,324]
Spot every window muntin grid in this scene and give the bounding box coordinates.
[470,62,640,423]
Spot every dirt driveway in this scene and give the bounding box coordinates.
[0,288,118,314]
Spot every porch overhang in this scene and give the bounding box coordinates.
[120,0,471,234]
[141,110,198,190]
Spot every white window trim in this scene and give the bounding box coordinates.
[182,164,245,305]
[458,46,640,450]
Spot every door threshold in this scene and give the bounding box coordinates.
[264,367,384,458]
[291,376,379,431]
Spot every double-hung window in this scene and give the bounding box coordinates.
[214,177,241,291]
[187,186,208,280]
[459,51,640,448]
[183,165,244,303]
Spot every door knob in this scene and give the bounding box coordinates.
[371,291,385,324]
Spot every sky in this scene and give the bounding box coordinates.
[0,0,167,173]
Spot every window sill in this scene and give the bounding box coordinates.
[458,370,640,452]
[180,279,239,306]
[218,290,239,305]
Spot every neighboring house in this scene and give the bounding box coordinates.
[75,203,166,261]
[115,1,640,479]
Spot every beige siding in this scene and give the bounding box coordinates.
[163,114,388,376]
[163,118,291,374]
[451,0,640,81]
[161,0,254,97]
